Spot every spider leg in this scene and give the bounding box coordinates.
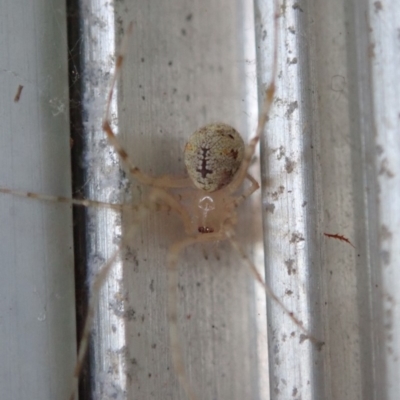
[149,187,193,234]
[102,23,155,186]
[167,233,226,400]
[69,204,151,400]
[233,173,260,208]
[69,248,120,400]
[102,118,162,187]
[227,232,323,347]
[225,0,279,195]
[225,74,275,194]
[102,23,195,190]
[0,187,175,216]
[0,187,126,211]
[152,175,194,189]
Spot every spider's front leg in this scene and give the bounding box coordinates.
[101,23,195,192]
[102,117,196,190]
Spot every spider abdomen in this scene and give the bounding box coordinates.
[184,123,245,192]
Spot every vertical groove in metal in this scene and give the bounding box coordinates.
[67,0,93,397]
[256,1,325,399]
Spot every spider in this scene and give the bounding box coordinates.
[69,21,282,400]
[0,3,320,400]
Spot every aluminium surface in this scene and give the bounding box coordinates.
[0,1,75,400]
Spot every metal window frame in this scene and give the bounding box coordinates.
[1,0,399,400]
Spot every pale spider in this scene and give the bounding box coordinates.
[0,6,319,400]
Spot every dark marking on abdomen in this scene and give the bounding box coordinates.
[196,147,213,178]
